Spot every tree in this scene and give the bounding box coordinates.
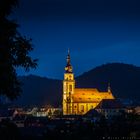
[0,0,37,100]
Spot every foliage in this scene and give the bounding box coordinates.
[0,119,20,140]
[0,0,37,100]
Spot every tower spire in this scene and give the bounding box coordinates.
[65,49,73,73]
[108,82,111,93]
[68,48,70,55]
[67,48,70,65]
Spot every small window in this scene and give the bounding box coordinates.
[69,85,72,91]
[81,105,84,112]
[91,105,93,109]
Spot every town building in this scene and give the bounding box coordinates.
[95,99,124,119]
[63,50,114,115]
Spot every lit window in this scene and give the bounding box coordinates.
[81,105,84,112]
[69,85,72,91]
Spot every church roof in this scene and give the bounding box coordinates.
[71,88,114,103]
[75,88,99,92]
[95,99,124,109]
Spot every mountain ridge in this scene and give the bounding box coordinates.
[14,63,140,106]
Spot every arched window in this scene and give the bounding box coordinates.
[69,85,72,91]
[91,105,93,109]
[69,75,72,80]
[66,83,68,91]
[81,105,84,112]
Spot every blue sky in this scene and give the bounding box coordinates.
[15,0,140,79]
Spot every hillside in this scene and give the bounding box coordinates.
[14,63,140,106]
[14,75,62,107]
[76,63,140,100]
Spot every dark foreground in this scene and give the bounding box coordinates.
[0,114,140,140]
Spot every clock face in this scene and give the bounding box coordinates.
[69,66,72,72]
[65,66,72,72]
[65,67,68,71]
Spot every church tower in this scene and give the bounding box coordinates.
[63,49,75,115]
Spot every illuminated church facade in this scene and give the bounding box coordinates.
[63,50,115,115]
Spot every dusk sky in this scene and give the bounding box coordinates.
[15,0,140,79]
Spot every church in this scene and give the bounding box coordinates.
[63,50,115,115]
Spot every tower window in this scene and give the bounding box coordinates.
[69,85,72,91]
[66,83,68,91]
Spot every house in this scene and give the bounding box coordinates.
[95,99,124,119]
[83,109,102,122]
[0,108,15,121]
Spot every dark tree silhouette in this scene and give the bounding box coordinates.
[0,0,37,100]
